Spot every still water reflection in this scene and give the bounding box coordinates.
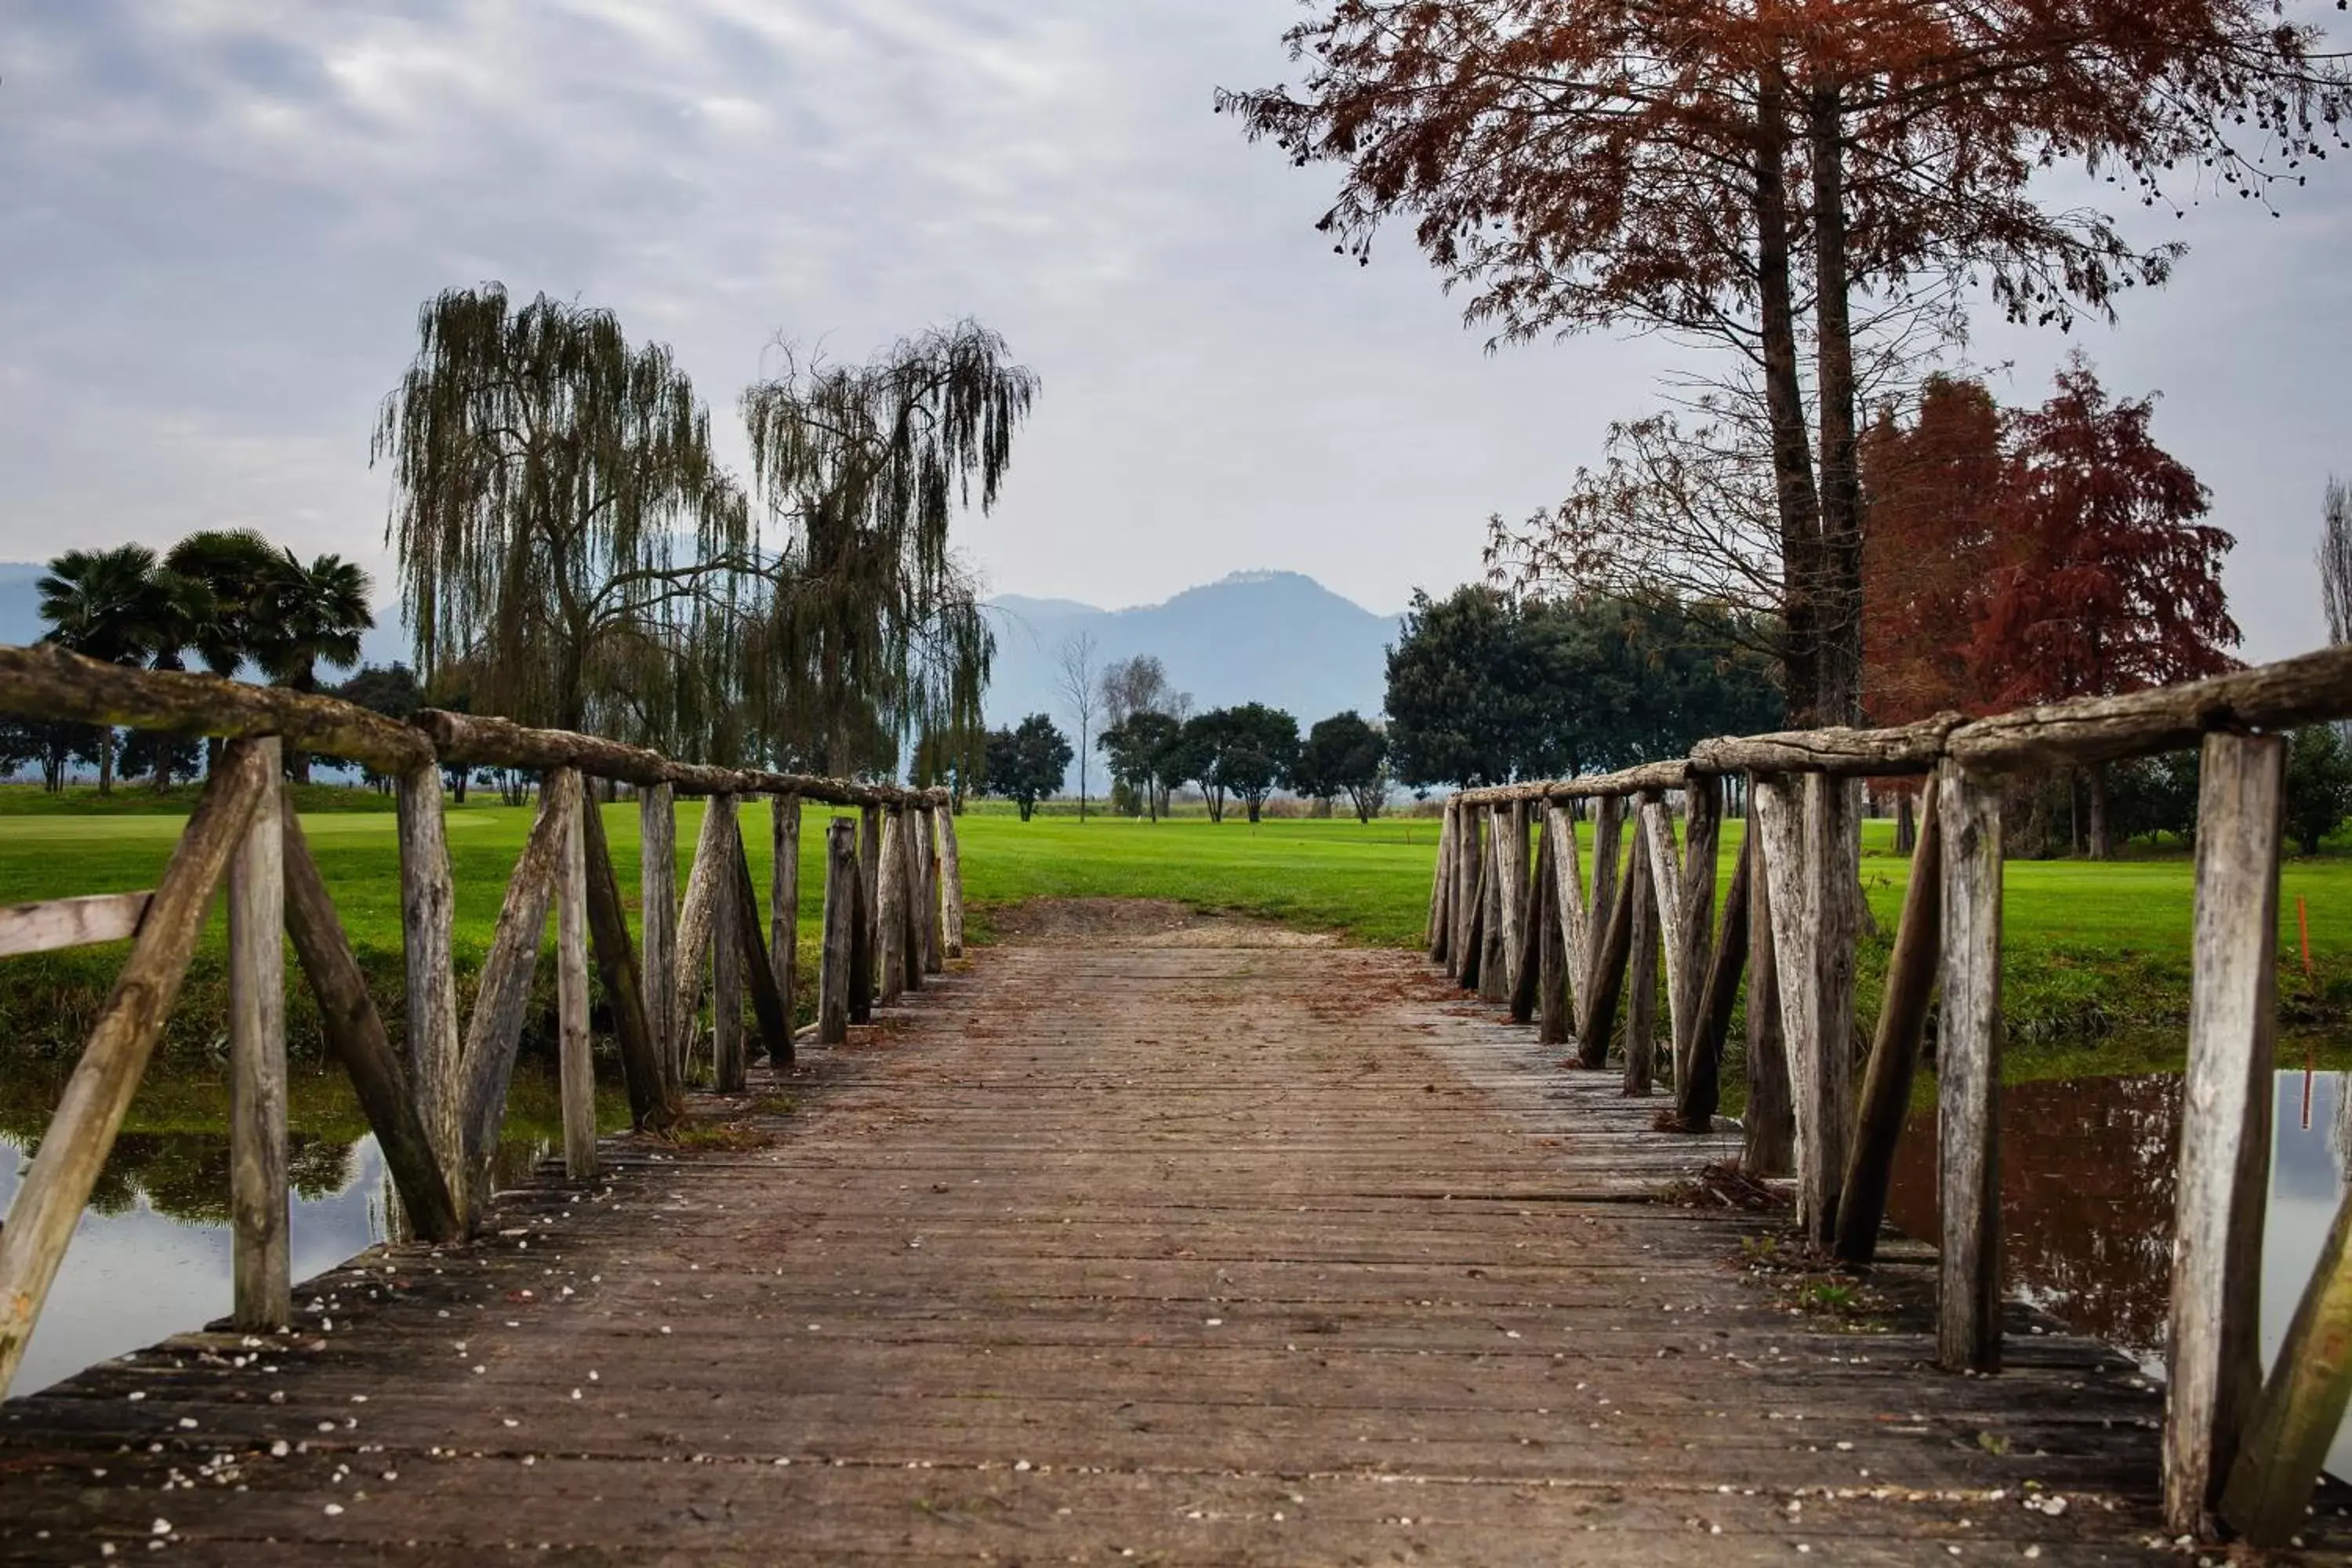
[0,1117,559,1398]
[1885,1069,2352,1475]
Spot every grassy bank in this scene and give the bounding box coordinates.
[2,795,2347,1088]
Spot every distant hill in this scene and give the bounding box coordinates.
[982,570,1402,749]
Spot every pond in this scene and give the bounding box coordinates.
[1884,1069,2352,1476]
[0,1067,590,1398]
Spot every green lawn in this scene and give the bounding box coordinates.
[3,791,2349,1083]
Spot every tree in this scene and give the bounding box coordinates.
[1194,703,1300,825]
[1228,1,2347,731]
[1054,632,1100,822]
[743,321,1036,776]
[2323,477,2352,647]
[162,528,281,677]
[1384,586,1526,790]
[1860,376,2005,726]
[36,543,183,793]
[982,714,1073,822]
[1100,710,1186,823]
[1973,358,2239,858]
[1298,712,1390,823]
[1097,655,1174,731]
[377,284,750,738]
[2287,726,2352,856]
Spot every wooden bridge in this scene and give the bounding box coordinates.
[4,643,2352,1562]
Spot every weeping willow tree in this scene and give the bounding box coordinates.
[742,321,1036,779]
[376,285,753,734]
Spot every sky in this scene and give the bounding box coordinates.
[2,1,2347,662]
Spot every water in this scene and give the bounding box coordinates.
[0,1087,569,1399]
[1885,1069,2352,1475]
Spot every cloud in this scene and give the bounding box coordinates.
[0,0,2346,663]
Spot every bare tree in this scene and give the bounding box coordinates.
[1097,654,1173,730]
[2324,477,2352,647]
[1054,631,1101,822]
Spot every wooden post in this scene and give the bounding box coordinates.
[229,739,289,1331]
[1835,773,1944,1266]
[858,803,883,986]
[1753,773,1857,1247]
[1548,805,1589,1002]
[729,837,793,1068]
[1450,802,1481,982]
[921,805,946,976]
[899,804,927,993]
[1509,807,1545,1026]
[0,741,267,1396]
[2224,1153,2352,1543]
[1427,801,1456,963]
[281,813,463,1243]
[1584,796,1625,1007]
[1623,824,1658,1096]
[670,793,736,1076]
[711,800,745,1093]
[1639,794,1686,1062]
[397,762,463,1200]
[818,818,858,1045]
[877,809,909,1006]
[456,782,568,1207]
[1936,762,2005,1372]
[1458,845,1488,993]
[1742,819,1794,1178]
[771,793,801,1037]
[2164,733,2285,1535]
[1673,833,1751,1133]
[1577,837,1637,1071]
[579,798,678,1131]
[938,805,966,959]
[640,783,680,1092]
[551,770,598,1181]
[1495,803,1529,1003]
[1478,806,1510,1005]
[1535,819,1570,1045]
[1652,779,1722,1088]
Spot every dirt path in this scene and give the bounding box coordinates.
[0,901,2314,1563]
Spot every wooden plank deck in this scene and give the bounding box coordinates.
[3,900,2345,1564]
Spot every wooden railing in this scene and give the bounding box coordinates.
[0,643,960,1397]
[1429,642,2352,1546]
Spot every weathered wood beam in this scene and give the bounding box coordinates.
[857,805,883,1017]
[281,812,462,1243]
[1671,831,1751,1133]
[1585,797,1624,1010]
[1457,843,1488,993]
[1494,803,1530,1007]
[0,891,154,958]
[711,802,745,1094]
[1834,773,1944,1267]
[0,642,432,775]
[455,779,568,1210]
[1936,763,2005,1373]
[578,797,679,1131]
[937,807,966,959]
[818,817,858,1045]
[768,794,803,1064]
[899,804,928,993]
[0,739,267,1396]
[1690,716,1960,777]
[921,805,946,977]
[1754,775,1854,1243]
[639,783,681,1093]
[1534,819,1571,1047]
[1427,801,1456,964]
[550,771,598,1181]
[1623,825,1658,1096]
[1449,804,1481,983]
[729,832,792,1070]
[1548,805,1589,997]
[229,741,289,1332]
[2164,733,2285,1537]
[1477,808,1509,1006]
[1509,805,1544,1027]
[397,763,463,1209]
[1577,837,1637,1072]
[670,793,736,1071]
[877,809,909,1007]
[1741,818,1793,1178]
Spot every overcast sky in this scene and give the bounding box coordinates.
[2,1,2347,662]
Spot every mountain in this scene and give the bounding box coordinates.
[982,570,1402,749]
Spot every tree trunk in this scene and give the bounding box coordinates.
[1752,71,1824,728]
[2089,763,2114,860]
[1895,791,1917,856]
[1809,75,1865,733]
[97,728,114,795]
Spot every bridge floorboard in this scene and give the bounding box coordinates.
[3,902,2344,1563]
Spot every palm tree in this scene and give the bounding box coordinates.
[259,550,376,782]
[36,544,174,792]
[162,528,281,677]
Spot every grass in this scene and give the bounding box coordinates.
[5,790,2350,1088]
